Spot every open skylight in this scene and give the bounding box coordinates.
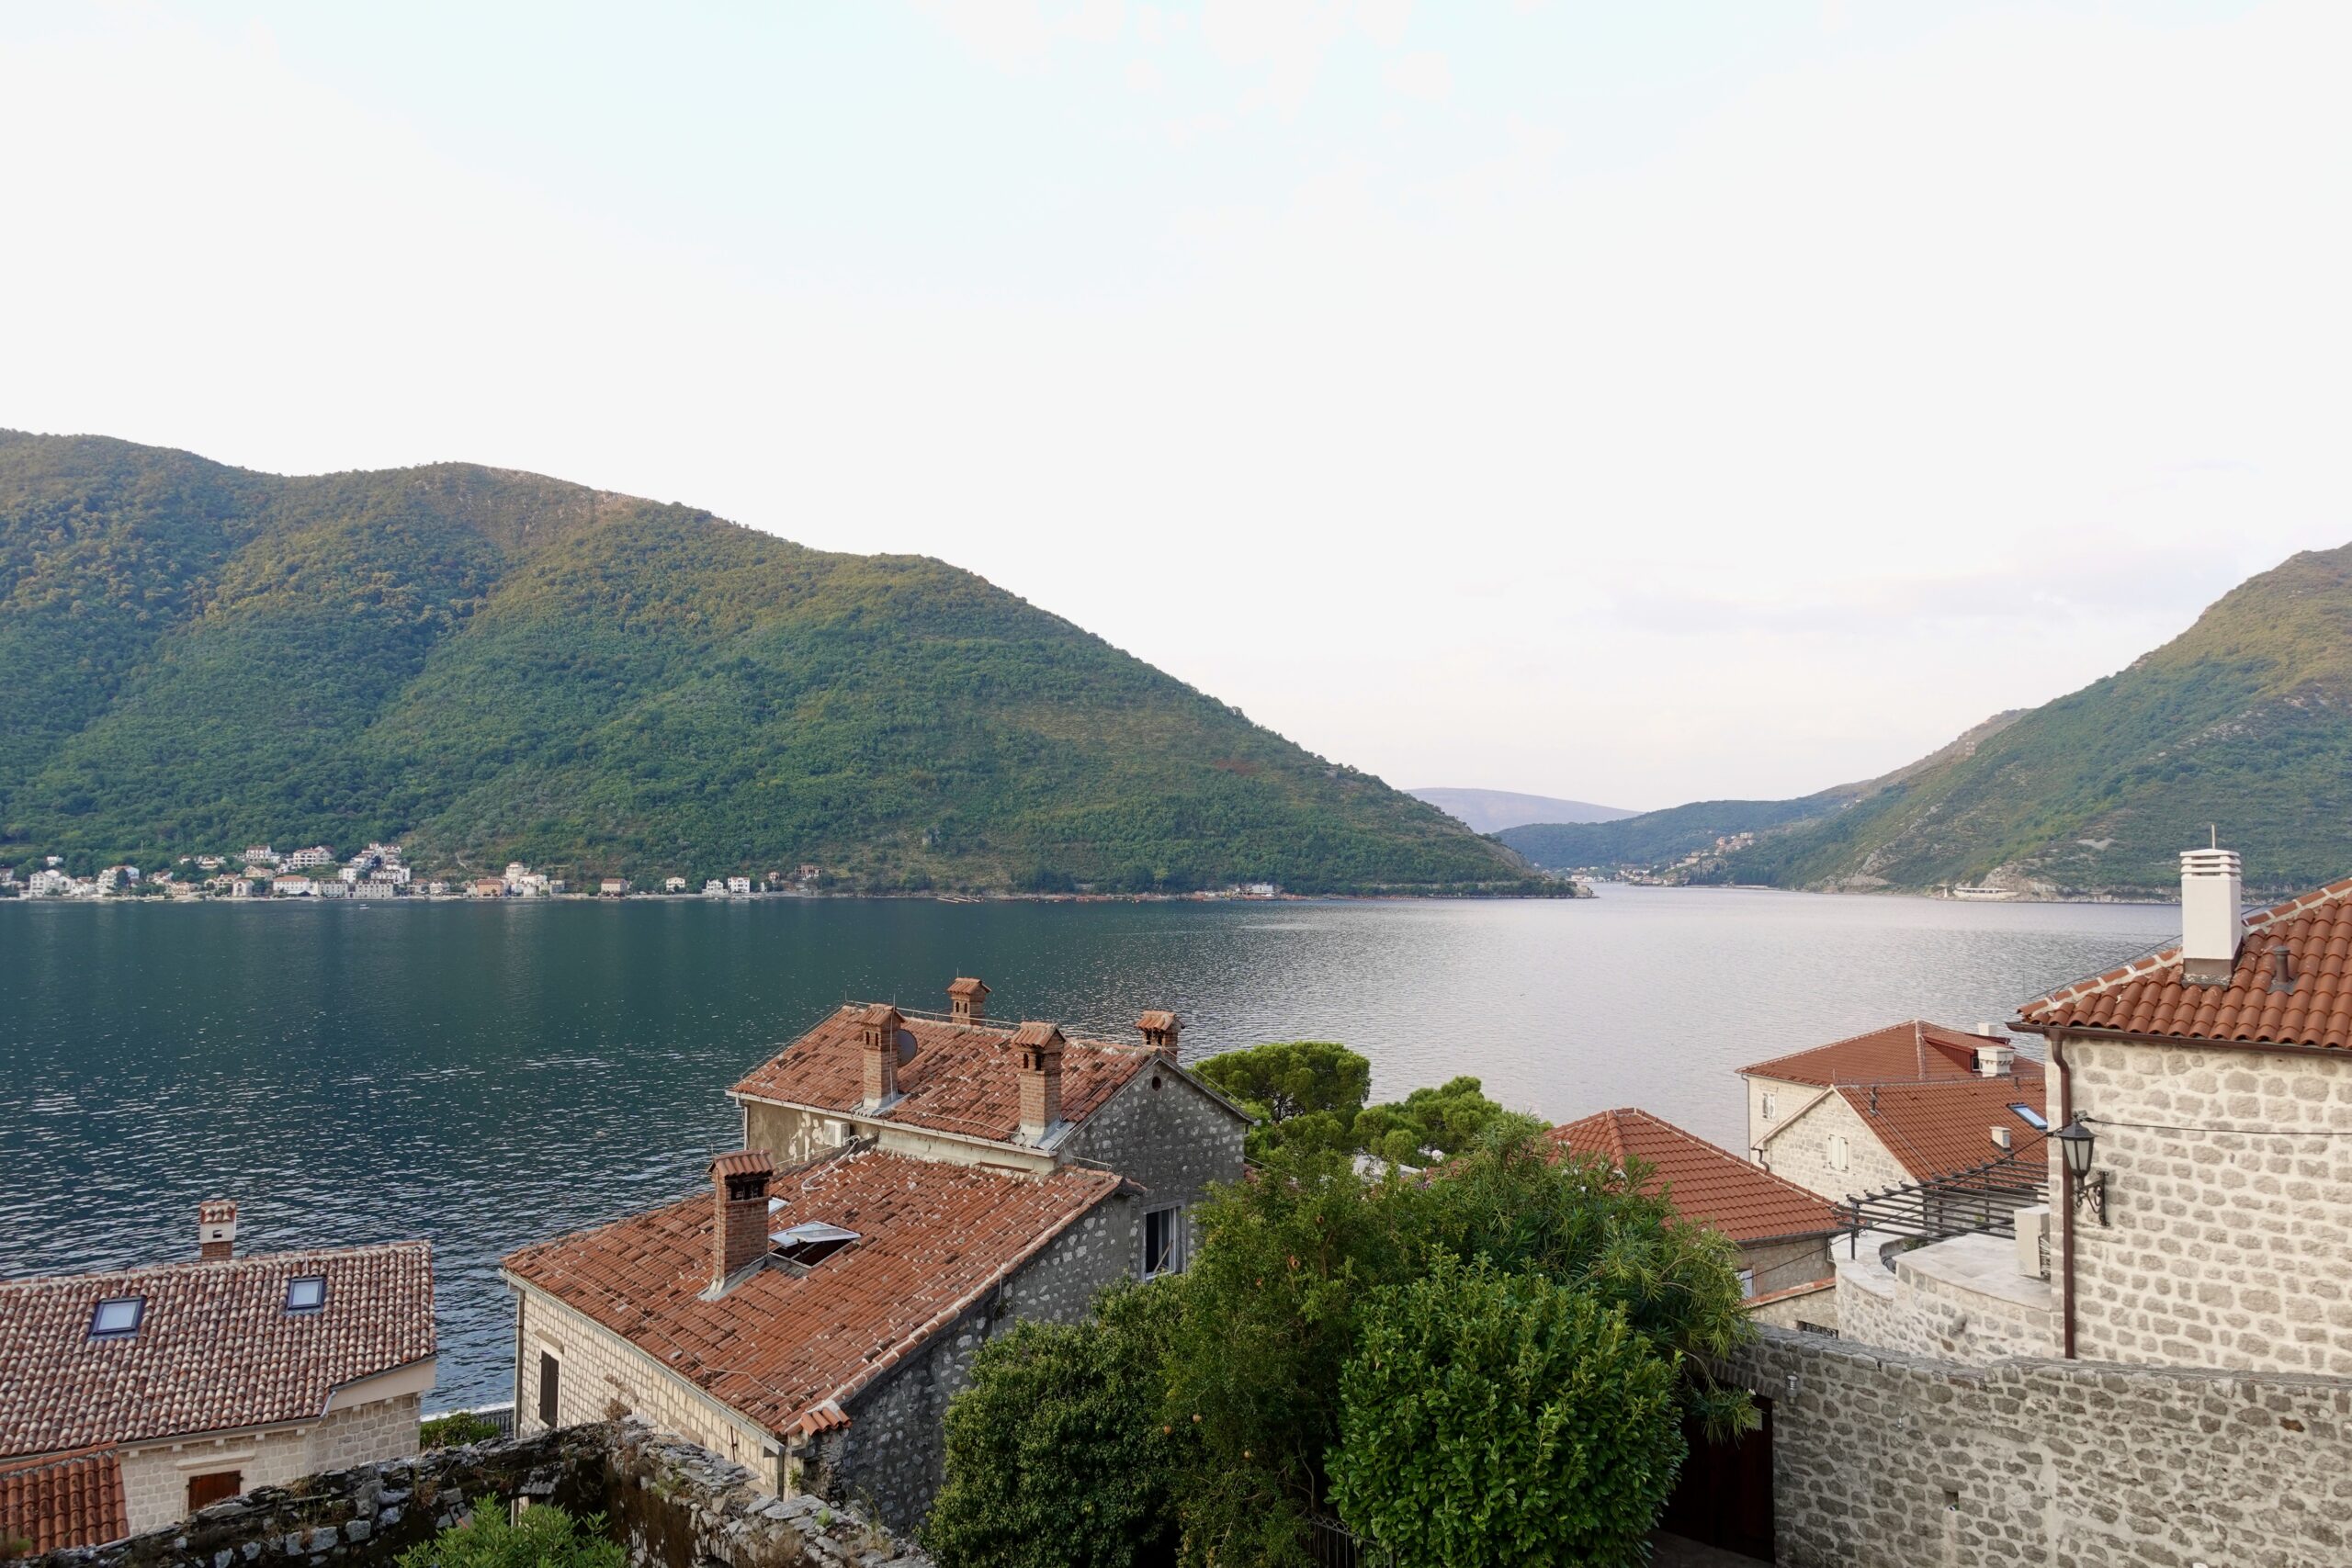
[770,1221,861,1267]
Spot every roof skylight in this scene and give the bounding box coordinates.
[285,1276,328,1313]
[770,1222,861,1267]
[2009,1103,2049,1131]
[90,1297,144,1338]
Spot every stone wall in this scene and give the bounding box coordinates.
[1736,1325,2352,1567]
[1060,1066,1247,1270]
[814,1192,1143,1532]
[1830,1234,2057,1363]
[1758,1091,1916,1204]
[1746,1076,1827,1161]
[513,1288,784,1488]
[2058,1034,2352,1377]
[1739,1235,1834,1299]
[116,1396,421,1535]
[32,1423,928,1568]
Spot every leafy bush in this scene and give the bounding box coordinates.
[419,1409,503,1449]
[394,1505,620,1568]
[1329,1256,1684,1568]
[924,1284,1181,1568]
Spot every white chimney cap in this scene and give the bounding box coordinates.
[2180,845,2245,986]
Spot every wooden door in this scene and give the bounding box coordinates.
[1658,1397,1775,1562]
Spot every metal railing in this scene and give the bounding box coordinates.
[1838,1153,2047,1251]
[1306,1517,1391,1568]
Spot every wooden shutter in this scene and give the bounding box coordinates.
[538,1351,561,1427]
[188,1471,243,1511]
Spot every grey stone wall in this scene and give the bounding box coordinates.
[1736,1325,2352,1567]
[1739,1235,1834,1298]
[1829,1235,2058,1363]
[2058,1035,2352,1377]
[815,1193,1143,1534]
[1757,1090,1917,1203]
[1059,1066,1246,1271]
[30,1423,928,1568]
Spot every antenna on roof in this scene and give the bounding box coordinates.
[2211,824,2219,850]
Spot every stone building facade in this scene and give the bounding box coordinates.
[1736,1325,2352,1567]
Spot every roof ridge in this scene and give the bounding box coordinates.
[0,1239,429,1292]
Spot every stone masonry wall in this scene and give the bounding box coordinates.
[816,1192,1142,1533]
[2059,1035,2352,1377]
[514,1289,783,1489]
[1747,1076,1828,1161]
[1757,1091,1917,1204]
[116,1396,421,1535]
[1740,1235,1833,1299]
[34,1422,929,1568]
[1059,1066,1246,1272]
[1830,1240,2057,1364]
[1736,1325,2352,1567]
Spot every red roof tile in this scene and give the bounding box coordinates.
[1830,1078,2049,1184]
[0,1243,435,1459]
[501,1150,1123,1437]
[1550,1109,1845,1245]
[731,1007,1164,1144]
[0,1449,127,1554]
[2015,878,2352,1049]
[1737,1020,2041,1088]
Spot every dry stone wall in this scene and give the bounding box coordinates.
[1737,1325,2352,1567]
[28,1424,928,1568]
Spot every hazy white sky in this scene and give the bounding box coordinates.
[5,2,2346,808]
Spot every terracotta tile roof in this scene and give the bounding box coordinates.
[1832,1078,2050,1185]
[0,1243,435,1459]
[0,1449,127,1554]
[730,1007,1168,1144]
[708,1149,775,1179]
[1737,1020,2042,1088]
[2015,877,2352,1048]
[1549,1109,1845,1245]
[500,1150,1124,1436]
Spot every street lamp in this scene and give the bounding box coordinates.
[2053,1114,2106,1225]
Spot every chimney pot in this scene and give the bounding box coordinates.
[198,1200,237,1262]
[2179,847,2245,985]
[858,1004,906,1110]
[1136,1010,1182,1060]
[947,977,989,1025]
[707,1149,775,1292]
[1012,1021,1066,1142]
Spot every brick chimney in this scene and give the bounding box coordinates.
[948,976,989,1025]
[1012,1021,1066,1143]
[859,1004,905,1110]
[1136,1010,1181,1060]
[198,1200,237,1262]
[707,1149,775,1292]
[2180,844,2244,986]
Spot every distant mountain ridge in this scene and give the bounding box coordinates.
[1512,541,2352,898]
[1407,787,1639,832]
[0,432,1539,895]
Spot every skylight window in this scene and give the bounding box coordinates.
[285,1276,328,1313]
[770,1222,861,1268]
[2009,1104,2050,1131]
[90,1297,144,1338]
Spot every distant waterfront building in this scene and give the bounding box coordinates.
[702,880,727,897]
[725,876,752,897]
[94,866,139,894]
[0,1203,434,1552]
[467,877,506,898]
[663,876,689,894]
[284,846,334,870]
[239,847,277,868]
[598,878,629,897]
[26,869,72,898]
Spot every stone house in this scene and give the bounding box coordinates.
[1751,1071,2048,1211]
[503,978,1250,1529]
[2011,847,2352,1375]
[0,1204,435,1553]
[1738,1018,2040,1166]
[1549,1108,1846,1329]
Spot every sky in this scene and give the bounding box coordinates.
[5,2,2347,810]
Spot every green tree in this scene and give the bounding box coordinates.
[394,1505,622,1568]
[1351,1075,1512,1165]
[1193,1042,1372,1162]
[925,1284,1182,1568]
[1329,1255,1684,1568]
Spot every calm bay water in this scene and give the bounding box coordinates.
[0,886,2174,1406]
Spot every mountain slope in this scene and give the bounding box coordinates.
[1407,787,1639,832]
[1724,547,2352,897]
[0,433,1535,894]
[1499,712,2024,876]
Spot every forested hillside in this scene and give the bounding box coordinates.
[0,433,1537,894]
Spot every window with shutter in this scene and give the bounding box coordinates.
[188,1472,243,1511]
[538,1351,561,1427]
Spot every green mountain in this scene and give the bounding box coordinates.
[0,432,1538,894]
[1512,545,2352,899]
[1498,712,2022,877]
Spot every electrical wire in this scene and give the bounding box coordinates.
[2086,1115,2352,1138]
